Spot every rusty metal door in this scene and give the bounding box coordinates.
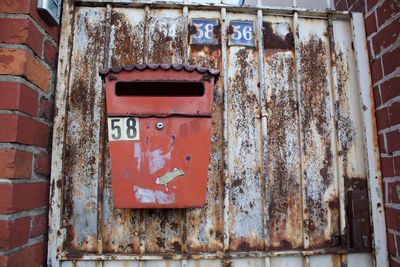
[48,1,387,266]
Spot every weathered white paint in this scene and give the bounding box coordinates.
[134,186,176,204]
[351,12,389,267]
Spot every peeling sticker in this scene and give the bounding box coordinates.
[134,143,141,171]
[133,186,175,204]
[156,168,184,186]
[147,149,171,174]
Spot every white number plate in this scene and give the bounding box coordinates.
[107,117,140,141]
[190,19,219,45]
[229,21,254,47]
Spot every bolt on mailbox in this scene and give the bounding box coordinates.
[100,64,219,208]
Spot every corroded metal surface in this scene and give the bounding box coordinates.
[226,13,263,252]
[186,10,224,253]
[55,4,376,266]
[298,19,339,248]
[63,7,106,253]
[264,18,302,250]
[147,9,185,64]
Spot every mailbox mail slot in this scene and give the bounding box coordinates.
[100,64,219,208]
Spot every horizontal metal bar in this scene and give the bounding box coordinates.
[59,249,358,261]
[74,0,351,19]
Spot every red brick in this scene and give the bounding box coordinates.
[376,0,400,27]
[378,133,386,153]
[38,96,54,121]
[376,107,390,129]
[0,182,49,214]
[0,150,32,179]
[387,181,400,204]
[373,86,382,107]
[366,0,378,11]
[30,213,48,238]
[386,207,400,230]
[390,258,400,267]
[387,130,400,153]
[348,0,365,13]
[397,235,400,256]
[43,40,57,67]
[0,217,30,251]
[387,232,397,256]
[381,156,394,177]
[0,82,38,116]
[365,12,377,36]
[0,48,50,92]
[0,18,43,56]
[370,57,383,84]
[395,156,400,175]
[34,152,50,176]
[0,0,59,42]
[381,77,400,104]
[383,45,400,76]
[0,0,30,13]
[0,241,46,267]
[372,18,400,54]
[0,114,49,148]
[389,102,400,126]
[336,0,348,11]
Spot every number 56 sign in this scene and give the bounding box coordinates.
[228,21,254,47]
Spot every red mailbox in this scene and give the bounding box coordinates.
[100,64,219,208]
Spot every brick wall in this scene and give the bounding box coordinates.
[0,0,59,266]
[335,0,400,266]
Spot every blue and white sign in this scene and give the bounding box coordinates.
[190,19,219,45]
[228,21,254,47]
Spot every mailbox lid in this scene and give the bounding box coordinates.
[100,64,219,116]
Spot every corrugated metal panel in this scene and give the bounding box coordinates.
[49,2,386,266]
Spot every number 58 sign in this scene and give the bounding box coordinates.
[107,117,140,141]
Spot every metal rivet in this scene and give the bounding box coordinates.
[156,122,164,130]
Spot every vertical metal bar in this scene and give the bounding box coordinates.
[326,13,346,242]
[182,6,189,65]
[341,254,348,267]
[351,13,388,267]
[292,11,307,250]
[48,0,75,266]
[139,209,146,255]
[256,8,269,250]
[143,5,151,64]
[181,5,189,256]
[221,7,230,252]
[96,3,112,256]
[139,5,151,256]
[303,256,310,267]
[265,257,271,267]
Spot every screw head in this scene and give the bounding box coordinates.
[156,122,164,130]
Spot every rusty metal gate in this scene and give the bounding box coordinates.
[48,0,388,266]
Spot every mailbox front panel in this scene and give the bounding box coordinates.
[108,116,212,208]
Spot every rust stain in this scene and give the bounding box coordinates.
[110,10,144,65]
[148,15,184,64]
[64,8,106,253]
[228,48,263,252]
[186,40,223,253]
[145,209,182,253]
[265,50,302,250]
[263,21,294,50]
[300,35,339,248]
